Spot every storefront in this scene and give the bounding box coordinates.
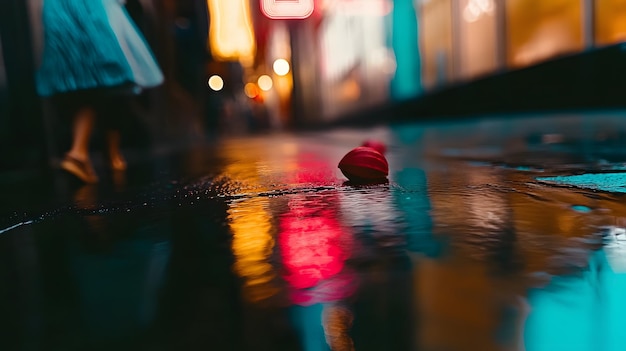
[419,0,626,90]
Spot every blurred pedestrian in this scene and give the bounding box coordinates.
[36,0,163,183]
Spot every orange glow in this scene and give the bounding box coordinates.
[257,75,273,91]
[244,82,260,98]
[221,142,279,303]
[595,0,626,46]
[207,0,256,62]
[507,0,583,67]
[228,197,279,303]
[420,0,454,89]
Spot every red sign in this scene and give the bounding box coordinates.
[261,0,315,19]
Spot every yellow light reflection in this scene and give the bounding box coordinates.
[207,0,256,62]
[220,141,279,303]
[228,197,278,303]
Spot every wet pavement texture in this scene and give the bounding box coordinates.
[3,110,626,350]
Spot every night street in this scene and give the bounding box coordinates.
[3,110,626,350]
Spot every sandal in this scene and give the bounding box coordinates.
[60,154,99,184]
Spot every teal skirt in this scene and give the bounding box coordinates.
[36,0,163,97]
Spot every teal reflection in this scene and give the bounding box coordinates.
[70,236,171,341]
[289,304,329,351]
[538,173,626,193]
[393,168,439,256]
[524,247,626,351]
[390,125,440,257]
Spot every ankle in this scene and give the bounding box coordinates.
[66,150,90,163]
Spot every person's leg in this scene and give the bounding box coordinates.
[67,106,95,162]
[61,106,99,183]
[106,129,127,171]
[102,92,134,171]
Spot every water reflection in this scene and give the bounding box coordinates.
[279,193,356,305]
[228,197,279,303]
[7,116,626,349]
[0,210,174,350]
[281,190,358,351]
[523,246,626,351]
[69,230,170,344]
[220,136,420,350]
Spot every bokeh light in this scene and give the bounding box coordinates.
[257,75,273,91]
[207,75,224,91]
[244,82,260,98]
[273,59,290,76]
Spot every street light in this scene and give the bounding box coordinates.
[273,59,290,76]
[258,75,273,91]
[208,75,224,91]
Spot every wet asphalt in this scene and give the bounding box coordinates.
[3,110,626,350]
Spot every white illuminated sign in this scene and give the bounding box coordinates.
[261,0,314,19]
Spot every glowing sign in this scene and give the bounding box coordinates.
[261,0,314,19]
[207,0,256,61]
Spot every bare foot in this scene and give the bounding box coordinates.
[109,154,127,171]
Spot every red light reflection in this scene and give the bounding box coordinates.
[279,207,350,290]
[278,156,357,305]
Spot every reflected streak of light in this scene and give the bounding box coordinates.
[603,225,626,272]
[323,304,355,351]
[277,155,356,304]
[466,173,507,232]
[279,192,357,306]
[279,209,347,290]
[0,220,34,235]
[228,197,278,302]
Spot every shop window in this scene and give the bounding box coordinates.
[595,0,626,46]
[458,0,499,80]
[506,0,583,68]
[420,0,454,90]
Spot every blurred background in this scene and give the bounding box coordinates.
[2,0,626,177]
